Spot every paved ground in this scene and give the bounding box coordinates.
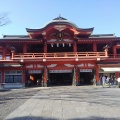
[0,87,40,120]
[1,85,120,120]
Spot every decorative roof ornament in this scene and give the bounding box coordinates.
[53,15,67,20]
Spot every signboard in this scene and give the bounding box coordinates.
[80,69,92,72]
[49,70,72,73]
[28,70,42,74]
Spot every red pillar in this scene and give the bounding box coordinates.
[93,42,97,52]
[1,69,4,83]
[113,46,116,58]
[23,44,27,53]
[3,47,6,60]
[73,43,77,52]
[115,72,119,79]
[76,67,79,85]
[44,42,47,53]
[95,65,99,83]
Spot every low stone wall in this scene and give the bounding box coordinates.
[2,83,25,89]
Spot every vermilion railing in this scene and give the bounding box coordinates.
[108,54,120,58]
[11,52,107,59]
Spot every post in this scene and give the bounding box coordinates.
[11,50,15,59]
[72,68,76,86]
[93,42,97,52]
[22,70,25,88]
[44,42,47,53]
[73,42,77,52]
[76,67,79,86]
[113,46,116,58]
[43,66,47,87]
[2,47,6,60]
[23,44,27,53]
[104,49,108,56]
[95,65,99,84]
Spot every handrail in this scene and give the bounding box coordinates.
[12,52,106,59]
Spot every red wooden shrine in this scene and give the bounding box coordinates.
[0,16,120,88]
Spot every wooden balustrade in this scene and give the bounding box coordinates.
[0,52,110,61]
[12,52,107,60]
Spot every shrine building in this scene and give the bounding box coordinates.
[0,16,120,88]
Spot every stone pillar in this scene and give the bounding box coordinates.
[22,70,25,88]
[72,68,76,86]
[43,67,47,87]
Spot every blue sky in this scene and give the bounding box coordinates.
[0,0,120,38]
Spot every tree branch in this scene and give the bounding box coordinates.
[0,12,10,26]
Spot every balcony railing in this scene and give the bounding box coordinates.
[10,52,107,60]
[0,52,109,61]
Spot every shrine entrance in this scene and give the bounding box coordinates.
[79,69,94,85]
[48,70,73,86]
[28,70,42,87]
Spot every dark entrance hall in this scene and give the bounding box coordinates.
[49,73,73,86]
[80,72,94,85]
[29,74,42,87]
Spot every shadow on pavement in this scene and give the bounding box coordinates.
[6,116,120,120]
[0,89,11,92]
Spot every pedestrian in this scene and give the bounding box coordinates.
[109,76,112,88]
[102,75,106,88]
[117,77,120,88]
[28,79,31,87]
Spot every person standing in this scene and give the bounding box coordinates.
[102,75,106,88]
[117,77,120,88]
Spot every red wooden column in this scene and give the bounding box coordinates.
[23,44,27,53]
[44,42,47,53]
[113,46,116,58]
[95,65,99,83]
[73,42,77,52]
[1,69,4,83]
[93,42,97,52]
[115,72,119,79]
[11,50,15,59]
[43,67,47,87]
[22,70,25,87]
[75,67,79,86]
[2,47,6,60]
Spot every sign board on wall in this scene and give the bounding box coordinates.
[28,70,42,74]
[80,69,92,72]
[49,70,72,73]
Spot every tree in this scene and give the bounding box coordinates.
[0,12,10,26]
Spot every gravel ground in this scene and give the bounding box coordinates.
[0,88,40,120]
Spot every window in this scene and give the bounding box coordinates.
[5,70,22,83]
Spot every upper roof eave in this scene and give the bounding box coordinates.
[26,20,94,33]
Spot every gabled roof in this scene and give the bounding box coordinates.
[2,35,29,39]
[90,34,116,38]
[26,16,94,39]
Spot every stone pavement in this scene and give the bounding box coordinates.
[4,86,120,120]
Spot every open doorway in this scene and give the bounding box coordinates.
[80,72,94,85]
[49,73,73,86]
[29,73,42,87]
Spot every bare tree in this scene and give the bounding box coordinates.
[0,12,10,26]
